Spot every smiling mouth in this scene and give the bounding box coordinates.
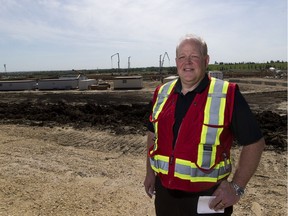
[184,68,194,71]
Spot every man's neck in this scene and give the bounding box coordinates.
[181,79,201,95]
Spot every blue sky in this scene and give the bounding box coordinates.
[0,0,287,72]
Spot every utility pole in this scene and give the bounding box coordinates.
[128,56,131,74]
[159,55,162,81]
[4,64,6,73]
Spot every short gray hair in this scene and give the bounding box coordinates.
[176,34,208,57]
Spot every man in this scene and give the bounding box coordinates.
[144,34,265,215]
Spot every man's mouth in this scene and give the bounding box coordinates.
[184,68,194,71]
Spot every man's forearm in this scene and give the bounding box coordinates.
[232,137,265,188]
[144,131,156,197]
[146,131,155,174]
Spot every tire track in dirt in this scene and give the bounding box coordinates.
[55,129,146,155]
[1,125,147,155]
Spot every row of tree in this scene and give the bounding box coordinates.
[1,61,287,80]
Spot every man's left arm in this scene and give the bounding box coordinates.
[210,137,265,210]
[232,137,265,188]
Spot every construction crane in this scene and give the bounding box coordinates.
[111,53,120,73]
[159,52,170,83]
[161,52,170,68]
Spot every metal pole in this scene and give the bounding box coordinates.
[159,55,162,83]
[128,56,131,74]
[117,53,120,73]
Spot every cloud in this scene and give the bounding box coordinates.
[0,0,286,71]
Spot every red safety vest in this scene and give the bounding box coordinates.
[149,77,237,192]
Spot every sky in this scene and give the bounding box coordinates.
[0,0,287,72]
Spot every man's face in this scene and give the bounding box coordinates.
[176,40,209,86]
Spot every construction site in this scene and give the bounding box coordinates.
[0,72,287,215]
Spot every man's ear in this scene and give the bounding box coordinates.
[175,58,180,74]
[205,55,210,68]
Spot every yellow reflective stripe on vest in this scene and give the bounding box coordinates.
[197,78,229,170]
[149,121,159,155]
[151,79,177,121]
[150,79,177,155]
[175,158,231,182]
[150,155,169,174]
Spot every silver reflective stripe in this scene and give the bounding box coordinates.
[150,157,169,173]
[212,78,225,96]
[208,92,226,98]
[200,78,227,169]
[152,80,176,121]
[206,127,218,145]
[207,79,226,125]
[175,162,231,182]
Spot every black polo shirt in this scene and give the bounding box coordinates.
[147,74,263,146]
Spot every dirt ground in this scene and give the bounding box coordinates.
[0,77,287,216]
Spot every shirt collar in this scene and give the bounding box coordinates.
[174,73,210,94]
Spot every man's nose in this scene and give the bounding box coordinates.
[186,57,193,63]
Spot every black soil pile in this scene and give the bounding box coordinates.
[255,111,287,151]
[0,101,286,151]
[0,101,151,135]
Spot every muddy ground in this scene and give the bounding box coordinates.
[0,78,287,215]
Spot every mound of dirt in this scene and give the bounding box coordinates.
[0,101,150,135]
[0,100,286,151]
[255,111,287,151]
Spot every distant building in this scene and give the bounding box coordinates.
[78,79,97,91]
[0,80,36,91]
[208,71,223,80]
[38,79,78,90]
[113,76,143,90]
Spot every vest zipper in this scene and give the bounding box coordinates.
[168,122,182,185]
[170,122,183,165]
[169,155,174,165]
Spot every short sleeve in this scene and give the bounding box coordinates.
[231,89,263,145]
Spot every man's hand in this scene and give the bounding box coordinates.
[144,171,156,198]
[209,180,240,211]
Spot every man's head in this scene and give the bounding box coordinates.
[175,34,210,87]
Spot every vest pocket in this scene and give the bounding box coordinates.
[197,145,216,171]
[197,123,225,170]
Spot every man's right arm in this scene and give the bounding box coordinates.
[144,131,156,198]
